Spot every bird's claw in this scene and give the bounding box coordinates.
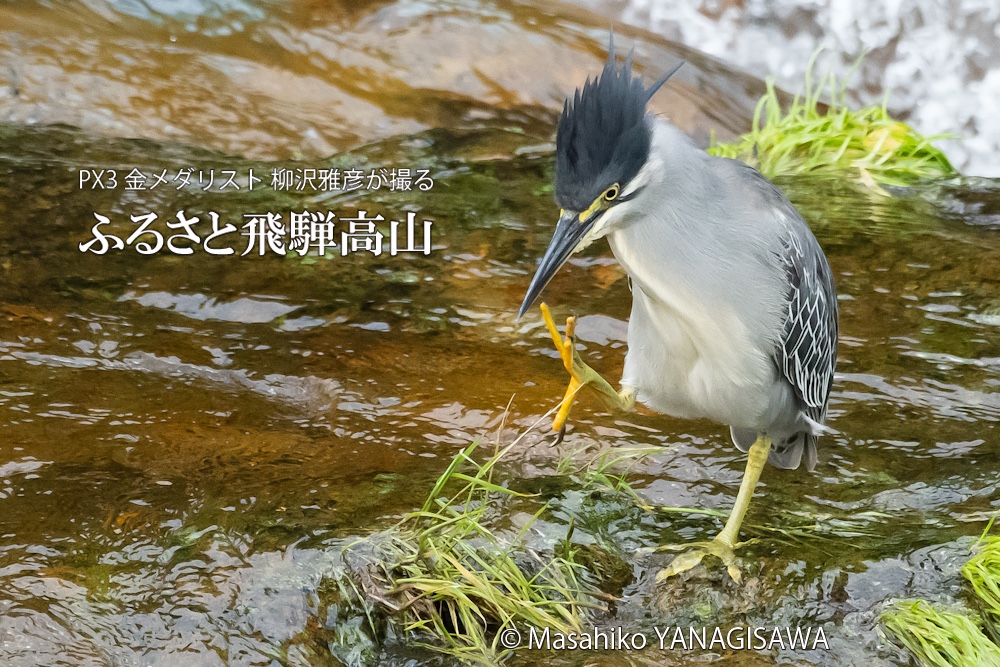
[540,303,591,432]
[654,537,742,583]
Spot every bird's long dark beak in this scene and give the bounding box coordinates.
[518,208,598,318]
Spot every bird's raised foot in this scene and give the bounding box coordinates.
[540,303,598,431]
[537,303,635,433]
[654,537,743,583]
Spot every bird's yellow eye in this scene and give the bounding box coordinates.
[604,184,620,201]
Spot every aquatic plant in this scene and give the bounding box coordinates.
[882,600,1000,667]
[883,520,1000,666]
[708,53,958,192]
[344,433,608,665]
[557,444,661,504]
[963,527,1000,640]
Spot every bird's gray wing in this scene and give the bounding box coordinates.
[739,221,838,470]
[732,161,838,422]
[722,160,838,469]
[766,199,838,472]
[775,213,838,428]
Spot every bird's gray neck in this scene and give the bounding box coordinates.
[606,119,788,340]
[607,120,719,297]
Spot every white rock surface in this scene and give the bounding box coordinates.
[621,0,1000,176]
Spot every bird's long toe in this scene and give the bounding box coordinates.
[655,538,741,583]
[539,303,587,431]
[539,303,576,372]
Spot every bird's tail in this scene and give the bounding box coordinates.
[730,426,818,472]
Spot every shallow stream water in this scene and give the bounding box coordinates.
[0,2,998,666]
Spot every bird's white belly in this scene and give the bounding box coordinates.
[621,281,777,430]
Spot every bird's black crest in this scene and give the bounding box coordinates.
[555,35,681,211]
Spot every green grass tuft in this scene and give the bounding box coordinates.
[344,434,608,665]
[963,524,1000,640]
[559,445,661,504]
[708,53,958,191]
[882,600,1000,667]
[883,519,1000,667]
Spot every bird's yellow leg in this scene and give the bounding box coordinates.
[539,303,636,432]
[655,435,772,583]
